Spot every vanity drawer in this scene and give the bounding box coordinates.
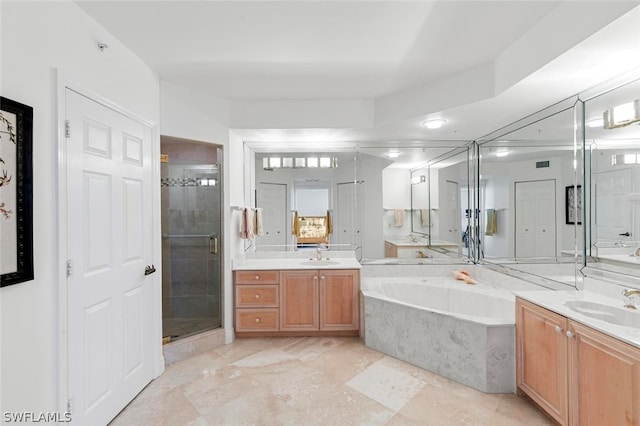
[236,308,279,331]
[236,285,279,307]
[235,270,279,285]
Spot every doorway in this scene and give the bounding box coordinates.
[256,182,288,249]
[160,138,223,341]
[515,179,557,257]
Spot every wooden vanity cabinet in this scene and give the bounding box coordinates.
[280,270,319,331]
[516,298,569,425]
[516,298,640,426]
[569,321,640,426]
[234,270,280,332]
[235,268,359,336]
[319,269,359,331]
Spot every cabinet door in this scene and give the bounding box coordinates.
[280,270,319,331]
[319,270,359,331]
[569,321,640,426]
[516,299,569,425]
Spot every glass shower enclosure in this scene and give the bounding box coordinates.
[161,144,222,341]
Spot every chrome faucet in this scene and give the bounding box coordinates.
[614,241,627,248]
[622,289,640,297]
[622,289,640,309]
[316,244,324,260]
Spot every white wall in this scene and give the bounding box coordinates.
[0,0,160,416]
[481,152,576,257]
[159,81,244,344]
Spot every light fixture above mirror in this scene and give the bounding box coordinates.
[603,99,640,129]
[263,156,338,170]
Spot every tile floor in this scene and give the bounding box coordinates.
[111,337,555,426]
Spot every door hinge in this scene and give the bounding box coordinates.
[65,120,71,138]
[66,397,73,415]
[66,259,73,277]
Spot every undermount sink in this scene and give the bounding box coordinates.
[564,300,640,328]
[300,260,340,266]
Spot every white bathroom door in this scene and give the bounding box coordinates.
[257,182,287,249]
[595,169,632,242]
[444,181,459,243]
[515,180,556,257]
[65,89,155,425]
[336,181,363,258]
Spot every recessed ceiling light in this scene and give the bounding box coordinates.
[422,119,447,129]
[496,151,509,158]
[388,150,400,158]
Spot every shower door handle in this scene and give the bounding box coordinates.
[209,236,218,254]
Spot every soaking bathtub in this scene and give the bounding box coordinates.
[361,276,516,393]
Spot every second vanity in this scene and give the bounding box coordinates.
[515,289,640,425]
[232,253,361,337]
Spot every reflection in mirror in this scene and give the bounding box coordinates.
[584,76,640,284]
[476,97,581,289]
[252,152,368,258]
[373,143,470,261]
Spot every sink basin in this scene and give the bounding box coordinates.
[564,300,640,328]
[300,260,341,266]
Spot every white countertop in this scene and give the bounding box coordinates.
[515,290,640,349]
[384,237,458,248]
[233,257,361,271]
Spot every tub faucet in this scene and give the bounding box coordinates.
[614,241,627,248]
[622,289,640,309]
[622,289,640,297]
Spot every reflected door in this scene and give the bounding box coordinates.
[595,169,632,242]
[443,181,460,244]
[515,180,556,257]
[257,182,287,249]
[336,182,363,258]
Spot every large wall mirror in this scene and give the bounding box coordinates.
[408,146,471,260]
[475,97,583,289]
[247,142,472,263]
[583,76,640,286]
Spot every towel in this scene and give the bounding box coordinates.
[254,208,264,236]
[325,210,332,235]
[240,208,254,240]
[394,209,404,227]
[420,209,429,228]
[485,209,497,236]
[453,270,476,285]
[292,211,299,236]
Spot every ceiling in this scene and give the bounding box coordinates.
[78,1,640,168]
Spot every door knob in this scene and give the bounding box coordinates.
[144,265,156,276]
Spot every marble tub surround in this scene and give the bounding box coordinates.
[362,276,519,393]
[515,289,640,349]
[233,250,361,270]
[111,337,554,425]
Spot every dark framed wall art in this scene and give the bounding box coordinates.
[0,96,33,287]
[565,184,582,225]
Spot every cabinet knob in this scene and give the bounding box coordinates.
[254,294,260,299]
[254,275,260,280]
[255,317,261,323]
[555,326,562,334]
[566,331,574,338]
[313,275,318,280]
[320,275,325,280]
